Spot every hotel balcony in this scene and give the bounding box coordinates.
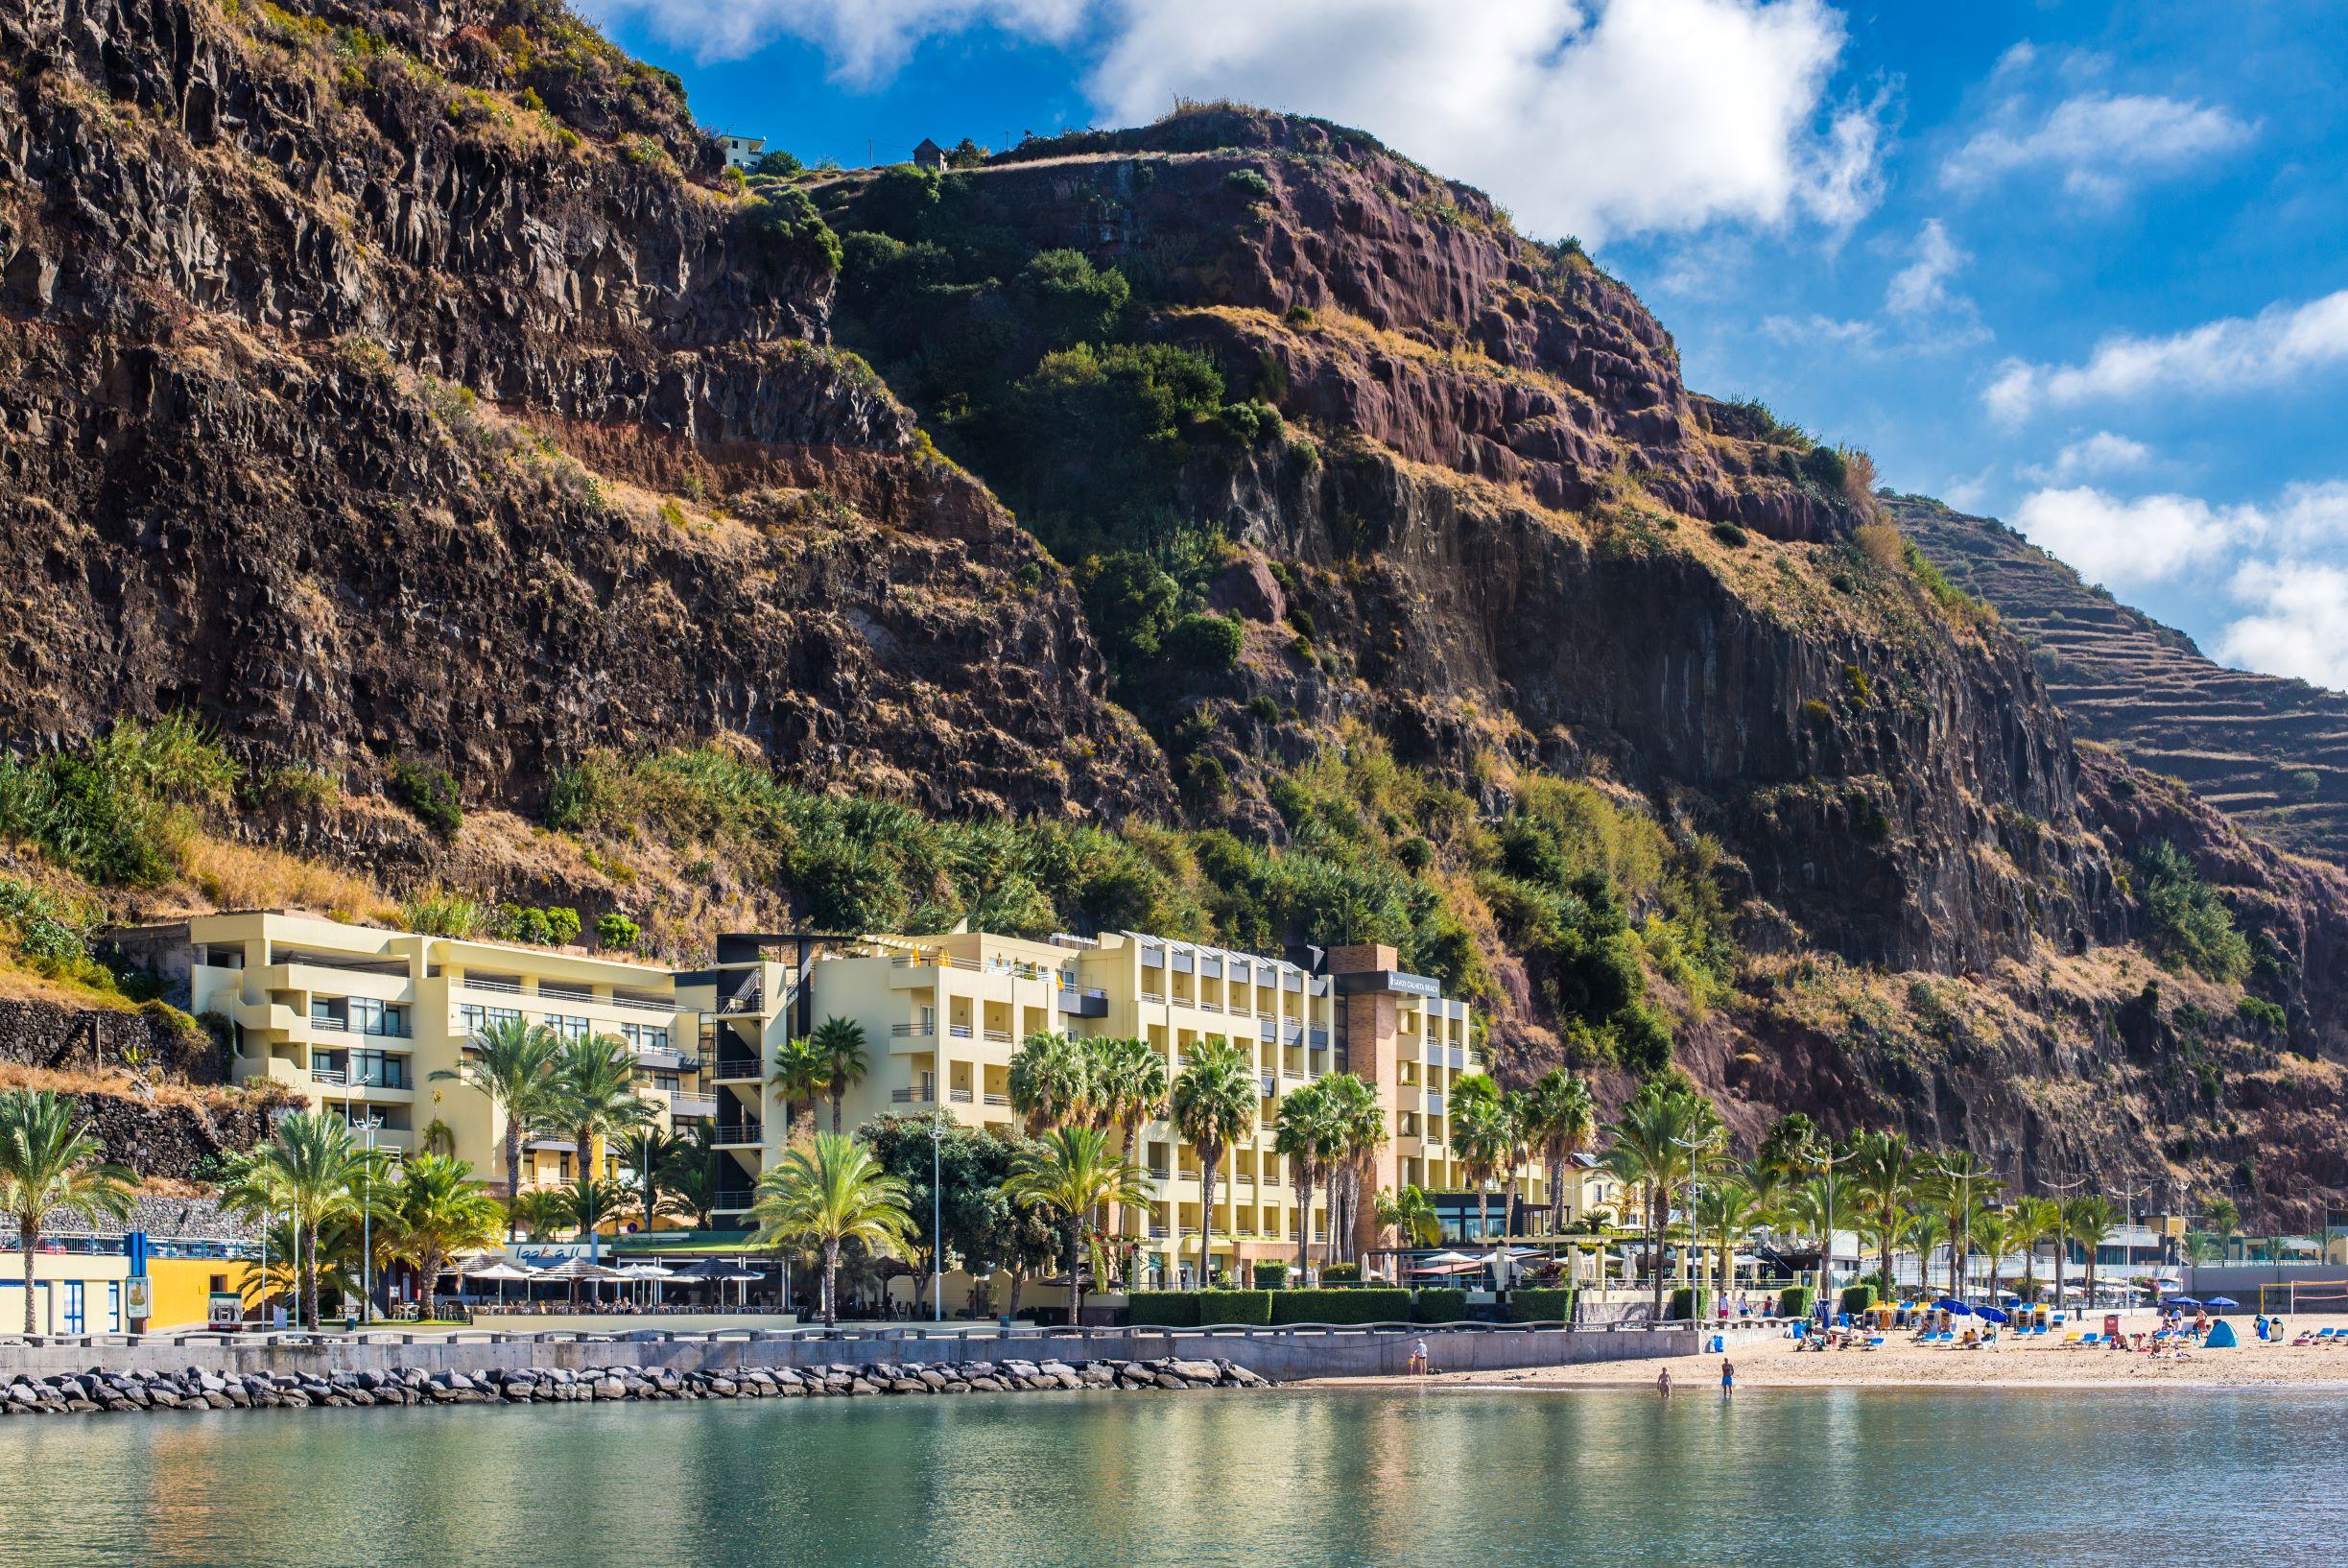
[715,1118,764,1148]
[669,1092,717,1119]
[711,1050,764,1082]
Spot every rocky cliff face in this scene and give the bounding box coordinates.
[1899,494,2348,868]
[7,8,2348,1216]
[0,0,1168,819]
[829,114,2123,976]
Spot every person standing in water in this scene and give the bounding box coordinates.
[1719,1358,1735,1399]
[1656,1366,1672,1396]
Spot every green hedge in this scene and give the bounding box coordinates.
[1839,1283,1878,1315]
[1666,1286,1709,1321]
[1779,1286,1814,1319]
[1411,1288,1470,1323]
[1198,1290,1272,1326]
[1321,1262,1362,1282]
[1507,1288,1575,1323]
[1269,1288,1412,1325]
[1252,1263,1288,1291]
[1127,1292,1200,1328]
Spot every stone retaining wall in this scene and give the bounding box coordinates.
[0,1323,1727,1384]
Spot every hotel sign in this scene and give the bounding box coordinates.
[1336,969,1442,999]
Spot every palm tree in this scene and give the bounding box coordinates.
[430,1014,561,1224]
[1322,1072,1384,1266]
[1084,1035,1167,1241]
[769,1034,831,1136]
[1375,1184,1442,1247]
[223,1112,386,1328]
[1846,1129,1920,1297]
[1785,1170,1859,1314]
[384,1154,504,1313]
[1496,1087,1535,1248]
[1920,1152,1999,1299]
[662,1122,721,1230]
[1526,1069,1596,1234]
[1600,1080,1725,1319]
[0,1090,134,1334]
[1003,1126,1152,1325]
[809,1016,869,1133]
[507,1187,573,1243]
[1169,1041,1254,1289]
[1905,1207,1951,1301]
[615,1126,685,1234]
[556,1033,654,1182]
[1692,1178,1770,1307]
[1972,1209,2016,1302]
[747,1131,913,1327]
[2008,1197,2061,1302]
[1272,1080,1339,1277]
[2065,1195,2124,1310]
[1007,1031,1093,1133]
[563,1175,631,1251]
[1447,1074,1510,1245]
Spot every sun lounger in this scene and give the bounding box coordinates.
[2061,1332,2082,1345]
[1863,1336,1886,1351]
[2077,1333,2100,1347]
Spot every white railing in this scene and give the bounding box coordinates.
[611,995,674,1013]
[984,1093,1010,1107]
[982,1029,1012,1044]
[949,1087,974,1105]
[464,977,523,995]
[890,1023,934,1037]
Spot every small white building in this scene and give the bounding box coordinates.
[716,133,767,171]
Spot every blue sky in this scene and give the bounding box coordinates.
[583,0,2348,692]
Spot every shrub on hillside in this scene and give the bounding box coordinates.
[389,758,462,837]
[596,910,642,951]
[1165,612,1244,672]
[1224,168,1272,198]
[744,188,842,273]
[0,715,237,886]
[2136,840,2252,983]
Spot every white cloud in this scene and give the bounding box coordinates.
[581,0,1086,78]
[1985,290,2348,422]
[2010,486,2248,587]
[592,0,1887,246]
[2218,562,2348,691]
[2022,431,2152,484]
[1943,89,2253,200]
[1762,313,1877,347]
[1886,218,1964,316]
[1086,0,1885,244]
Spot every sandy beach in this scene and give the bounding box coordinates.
[1319,1314,2348,1392]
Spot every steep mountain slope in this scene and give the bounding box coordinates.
[3,3,2346,1221]
[0,0,1166,820]
[1897,495,2348,867]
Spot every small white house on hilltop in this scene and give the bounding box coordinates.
[716,133,767,171]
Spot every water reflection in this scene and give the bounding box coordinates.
[1,1388,2342,1567]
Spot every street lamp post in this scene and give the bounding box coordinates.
[359,1115,381,1327]
[1929,1160,1975,1306]
[2047,1172,2087,1311]
[931,1112,945,1323]
[1671,1135,1712,1315]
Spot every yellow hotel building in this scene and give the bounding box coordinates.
[683,928,1548,1283]
[121,913,708,1189]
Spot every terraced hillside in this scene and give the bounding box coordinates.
[1896,495,2348,867]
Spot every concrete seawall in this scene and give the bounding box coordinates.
[0,1322,1743,1384]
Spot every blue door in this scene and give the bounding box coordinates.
[61,1281,84,1334]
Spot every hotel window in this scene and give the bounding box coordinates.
[347,1050,408,1090]
[350,998,407,1037]
[547,1013,592,1041]
[459,1004,522,1035]
[621,1022,670,1053]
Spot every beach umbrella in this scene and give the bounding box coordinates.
[1933,1297,1973,1315]
[1423,1251,1475,1266]
[2166,1296,2203,1312]
[2204,1295,2241,1310]
[533,1255,625,1308]
[458,1256,537,1310]
[1975,1306,2009,1324]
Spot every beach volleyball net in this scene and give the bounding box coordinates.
[2261,1280,2348,1315]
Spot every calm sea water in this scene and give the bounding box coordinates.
[0,1386,2337,1566]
